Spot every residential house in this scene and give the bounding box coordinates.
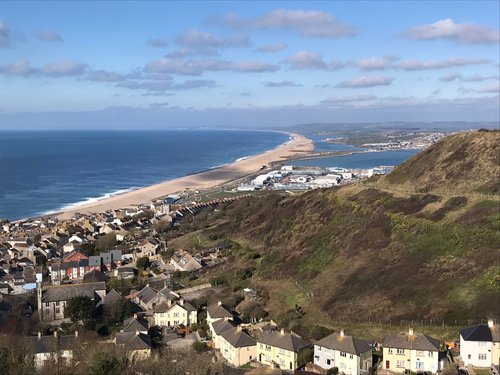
[220,326,257,367]
[256,329,311,371]
[170,249,202,272]
[460,319,500,367]
[153,298,197,327]
[96,289,122,307]
[123,314,149,334]
[383,328,441,373]
[25,331,78,369]
[37,281,106,321]
[313,330,372,375]
[115,331,151,360]
[207,301,234,327]
[135,237,159,259]
[63,250,88,263]
[211,319,238,349]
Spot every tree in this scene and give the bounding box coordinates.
[103,300,134,325]
[136,256,149,270]
[96,233,117,252]
[64,296,94,324]
[297,347,313,366]
[192,341,209,353]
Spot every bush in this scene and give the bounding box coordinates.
[327,367,339,375]
[136,256,149,270]
[210,275,226,286]
[192,341,208,353]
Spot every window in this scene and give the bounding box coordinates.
[259,344,263,349]
[174,312,179,317]
[327,359,331,365]
[397,349,405,355]
[416,361,424,369]
[56,308,60,314]
[265,355,271,362]
[265,345,271,350]
[478,341,486,347]
[350,354,354,359]
[318,346,322,351]
[428,351,433,357]
[45,302,50,307]
[388,348,393,354]
[340,352,347,357]
[280,359,285,366]
[279,348,285,355]
[55,301,60,306]
[396,360,405,368]
[416,351,424,357]
[478,353,487,361]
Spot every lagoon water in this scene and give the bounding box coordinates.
[0,130,289,220]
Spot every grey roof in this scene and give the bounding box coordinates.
[207,302,233,319]
[157,287,178,300]
[116,332,151,350]
[99,289,122,305]
[89,256,102,267]
[110,250,122,262]
[383,332,440,351]
[41,282,106,303]
[101,252,112,263]
[136,285,157,304]
[154,300,197,314]
[123,316,148,332]
[82,269,106,283]
[258,331,310,352]
[221,327,256,348]
[315,333,372,355]
[461,324,499,342]
[25,335,77,354]
[212,319,237,335]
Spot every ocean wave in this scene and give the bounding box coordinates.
[234,155,251,162]
[40,187,142,216]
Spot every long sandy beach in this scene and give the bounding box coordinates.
[56,133,314,219]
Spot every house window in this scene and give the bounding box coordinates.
[327,359,331,365]
[259,344,263,349]
[396,360,405,368]
[279,348,285,355]
[416,361,424,369]
[416,351,424,357]
[56,308,60,314]
[350,354,353,359]
[265,355,271,362]
[318,346,322,351]
[45,302,50,307]
[396,349,405,355]
[280,359,285,366]
[428,351,433,357]
[388,348,393,354]
[340,352,347,357]
[265,345,271,350]
[478,341,486,347]
[55,301,60,306]
[174,312,180,317]
[478,353,487,361]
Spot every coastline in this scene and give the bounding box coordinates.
[54,132,314,219]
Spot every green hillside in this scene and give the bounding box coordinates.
[169,130,500,335]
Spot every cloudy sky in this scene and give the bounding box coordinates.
[1,0,499,128]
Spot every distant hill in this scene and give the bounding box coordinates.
[168,130,500,333]
[381,130,500,194]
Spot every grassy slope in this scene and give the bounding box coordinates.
[168,131,499,340]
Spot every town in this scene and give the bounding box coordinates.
[0,189,497,375]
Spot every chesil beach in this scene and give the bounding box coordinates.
[55,132,313,219]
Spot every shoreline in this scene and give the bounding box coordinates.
[52,132,314,220]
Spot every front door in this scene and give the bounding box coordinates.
[386,360,390,369]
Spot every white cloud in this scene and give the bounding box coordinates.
[407,18,500,44]
[283,51,343,70]
[0,59,35,76]
[440,73,499,82]
[168,29,250,57]
[147,38,169,48]
[356,56,400,70]
[40,61,88,76]
[37,31,63,42]
[255,42,287,53]
[395,57,489,71]
[262,80,302,87]
[0,19,12,47]
[336,75,393,88]
[478,84,500,93]
[222,9,357,38]
[144,58,278,76]
[116,78,216,92]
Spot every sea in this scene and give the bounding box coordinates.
[0,129,419,221]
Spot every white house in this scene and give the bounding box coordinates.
[460,319,499,367]
[153,298,198,327]
[314,330,372,375]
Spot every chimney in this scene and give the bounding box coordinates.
[340,329,345,337]
[75,331,78,338]
[408,328,414,336]
[38,331,42,339]
[488,319,494,328]
[53,331,58,337]
[167,299,172,307]
[136,330,140,336]
[280,328,285,335]
[237,326,242,332]
[217,301,222,306]
[179,298,184,306]
[133,313,138,319]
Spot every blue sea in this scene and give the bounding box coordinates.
[0,130,289,220]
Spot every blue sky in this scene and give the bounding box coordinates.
[0,0,499,128]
